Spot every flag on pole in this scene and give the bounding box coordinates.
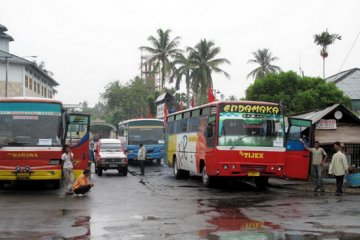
[190,96,195,108]
[179,101,183,111]
[208,87,216,103]
[163,104,168,124]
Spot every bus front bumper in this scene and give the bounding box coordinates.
[0,169,62,181]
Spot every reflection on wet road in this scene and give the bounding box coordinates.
[1,163,360,239]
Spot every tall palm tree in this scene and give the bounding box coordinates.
[172,52,193,107]
[314,29,341,79]
[140,29,181,90]
[188,39,230,104]
[247,48,281,80]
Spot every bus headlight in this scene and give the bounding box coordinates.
[277,166,282,171]
[16,166,21,173]
[223,164,229,170]
[25,166,30,173]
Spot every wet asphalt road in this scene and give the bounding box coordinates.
[1,162,360,240]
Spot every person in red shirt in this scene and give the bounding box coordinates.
[72,169,94,195]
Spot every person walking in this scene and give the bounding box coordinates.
[62,145,74,195]
[329,142,349,196]
[137,143,146,175]
[72,169,94,196]
[300,139,327,192]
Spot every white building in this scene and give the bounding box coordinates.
[0,24,58,98]
[326,68,360,115]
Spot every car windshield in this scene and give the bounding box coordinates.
[101,143,122,152]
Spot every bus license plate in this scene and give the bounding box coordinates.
[110,164,118,168]
[17,174,30,180]
[248,172,260,177]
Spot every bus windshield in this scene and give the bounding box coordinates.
[0,102,62,146]
[128,127,164,145]
[218,112,284,147]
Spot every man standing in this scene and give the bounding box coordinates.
[329,142,349,196]
[137,143,146,175]
[300,139,327,192]
[72,169,94,195]
[62,145,74,195]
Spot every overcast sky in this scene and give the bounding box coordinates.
[1,0,359,106]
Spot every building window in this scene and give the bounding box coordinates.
[49,90,52,98]
[37,83,40,94]
[29,78,33,90]
[44,88,47,98]
[25,76,28,88]
[34,81,37,92]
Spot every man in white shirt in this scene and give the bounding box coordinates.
[329,142,349,196]
[62,145,74,194]
[137,143,146,175]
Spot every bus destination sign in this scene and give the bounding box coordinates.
[221,104,280,114]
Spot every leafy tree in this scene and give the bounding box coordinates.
[314,29,341,79]
[101,77,157,125]
[247,48,281,80]
[140,29,181,89]
[172,52,193,107]
[188,39,230,104]
[245,71,351,114]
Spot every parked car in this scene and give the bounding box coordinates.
[94,138,128,176]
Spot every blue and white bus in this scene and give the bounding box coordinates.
[118,119,165,164]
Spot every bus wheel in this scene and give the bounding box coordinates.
[52,180,61,189]
[97,167,103,177]
[202,165,213,187]
[173,158,182,179]
[156,158,161,165]
[182,170,190,179]
[254,177,269,190]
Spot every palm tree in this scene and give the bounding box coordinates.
[140,29,181,90]
[188,39,230,104]
[314,29,341,79]
[172,52,193,107]
[247,48,281,80]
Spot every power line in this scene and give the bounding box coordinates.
[338,30,360,72]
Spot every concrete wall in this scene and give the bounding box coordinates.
[0,63,24,97]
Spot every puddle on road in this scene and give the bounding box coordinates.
[196,198,360,240]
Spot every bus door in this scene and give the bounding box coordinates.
[66,113,90,178]
[284,118,312,180]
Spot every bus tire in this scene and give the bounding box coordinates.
[173,158,182,179]
[156,158,161,165]
[254,177,269,190]
[182,170,190,179]
[202,165,213,188]
[97,167,103,177]
[52,180,61,189]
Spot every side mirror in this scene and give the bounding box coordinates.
[93,150,98,153]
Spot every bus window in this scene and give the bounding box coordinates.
[181,119,188,132]
[188,118,200,132]
[206,115,216,148]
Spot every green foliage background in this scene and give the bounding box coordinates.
[245,71,351,114]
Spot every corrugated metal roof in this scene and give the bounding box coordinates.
[326,68,360,99]
[290,104,360,124]
[292,104,340,123]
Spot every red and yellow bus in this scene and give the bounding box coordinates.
[0,97,90,188]
[165,101,311,188]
